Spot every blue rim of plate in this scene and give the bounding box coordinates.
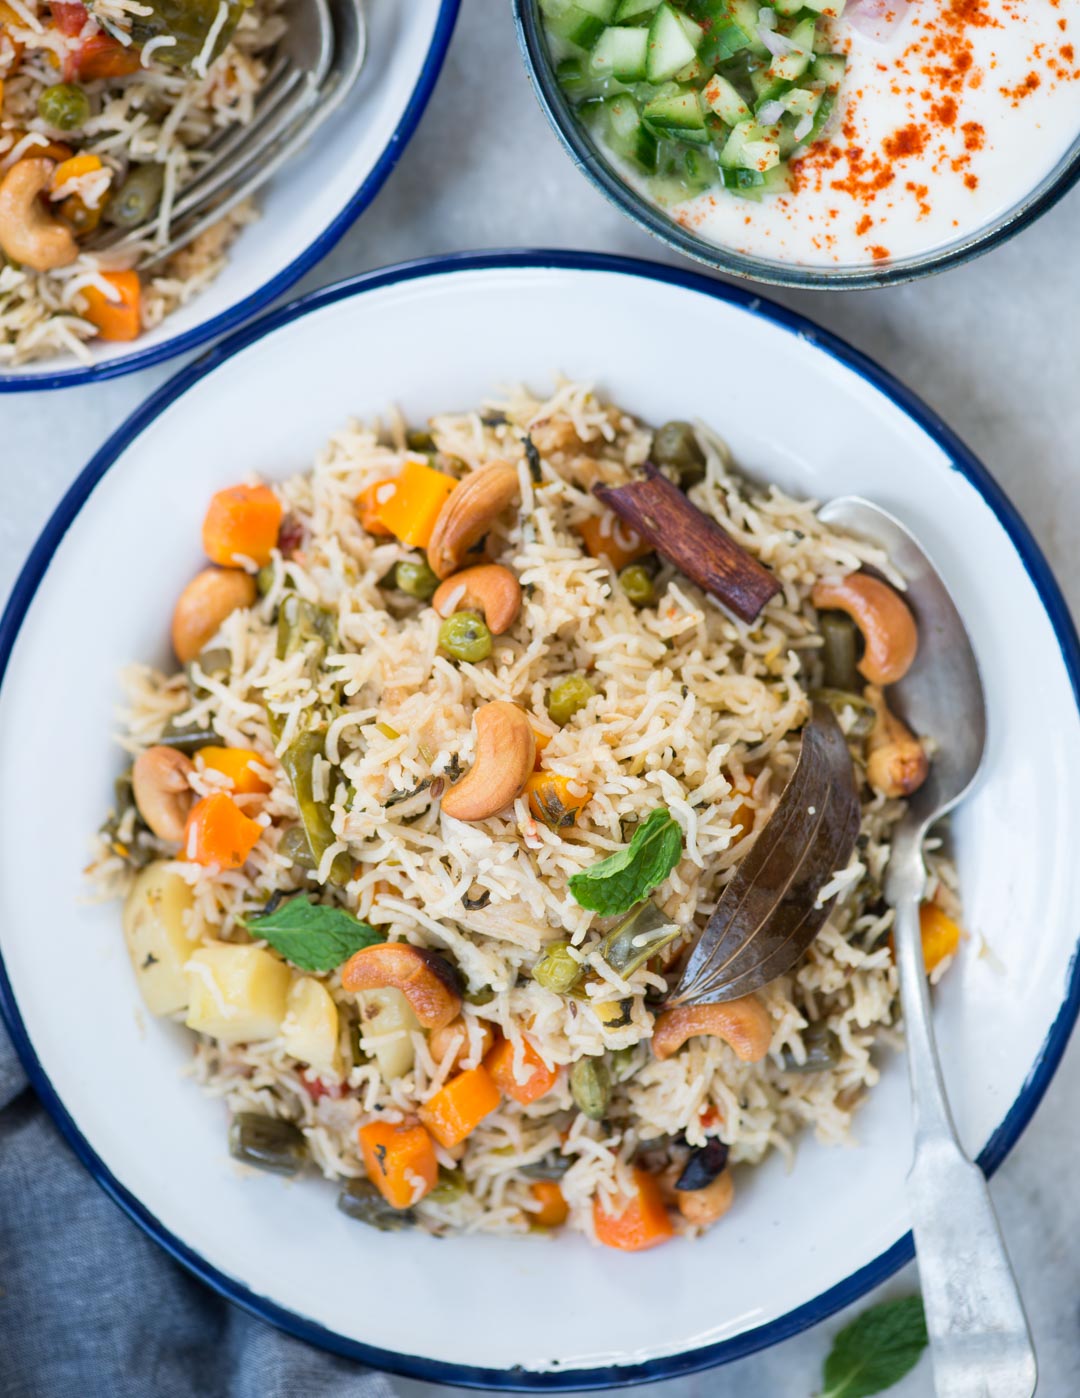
[511,0,1080,292]
[0,0,461,394]
[1,250,1078,1390]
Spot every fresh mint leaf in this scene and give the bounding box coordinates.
[569,807,683,916]
[820,1295,928,1398]
[247,895,384,973]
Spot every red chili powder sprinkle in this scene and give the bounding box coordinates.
[868,246,891,261]
[1001,71,1042,102]
[855,214,874,235]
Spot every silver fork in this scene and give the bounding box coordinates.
[88,0,366,267]
[820,498,1037,1398]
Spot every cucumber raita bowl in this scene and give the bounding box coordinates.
[529,0,1080,282]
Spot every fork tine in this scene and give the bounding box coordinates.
[122,0,367,269]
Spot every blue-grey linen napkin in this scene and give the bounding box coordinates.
[0,1020,399,1398]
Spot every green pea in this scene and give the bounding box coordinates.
[395,556,439,601]
[37,83,90,132]
[531,941,583,995]
[652,420,706,488]
[405,429,436,453]
[547,675,596,727]
[438,611,492,663]
[465,985,496,1007]
[619,564,656,607]
[570,1056,611,1121]
[104,163,165,229]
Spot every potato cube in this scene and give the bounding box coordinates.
[184,942,290,1044]
[122,862,197,1017]
[282,977,341,1078]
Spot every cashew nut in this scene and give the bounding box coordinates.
[811,573,918,686]
[865,684,929,798]
[426,461,520,579]
[132,745,195,841]
[0,159,78,271]
[432,564,522,635]
[440,701,536,822]
[171,567,257,664]
[341,943,463,1030]
[651,995,772,1063]
[428,1015,495,1073]
[676,1166,735,1226]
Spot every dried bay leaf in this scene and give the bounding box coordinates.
[669,702,861,1006]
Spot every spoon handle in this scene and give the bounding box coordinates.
[891,838,1037,1398]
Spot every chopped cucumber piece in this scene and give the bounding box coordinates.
[801,0,846,14]
[750,66,793,103]
[674,55,708,82]
[650,141,719,202]
[542,0,618,48]
[590,25,649,79]
[643,88,708,142]
[676,10,706,47]
[613,0,658,16]
[685,0,753,64]
[556,57,615,101]
[703,71,753,125]
[769,0,804,14]
[783,84,822,120]
[803,82,837,143]
[728,0,770,55]
[646,3,700,81]
[594,93,661,170]
[810,51,847,87]
[718,119,781,171]
[727,159,793,199]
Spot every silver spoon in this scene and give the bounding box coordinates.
[819,497,1037,1398]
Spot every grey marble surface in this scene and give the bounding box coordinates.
[3,1,1080,1394]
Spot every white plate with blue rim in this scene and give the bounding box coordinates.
[1,252,1078,1388]
[0,0,459,393]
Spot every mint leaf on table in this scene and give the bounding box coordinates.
[247,895,384,973]
[820,1295,929,1398]
[568,807,683,916]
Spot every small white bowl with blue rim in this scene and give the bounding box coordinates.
[0,0,460,392]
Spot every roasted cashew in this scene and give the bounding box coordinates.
[171,567,257,664]
[0,159,78,271]
[865,685,929,798]
[341,943,463,1030]
[428,1015,494,1072]
[651,995,772,1063]
[432,564,522,635]
[132,745,195,841]
[811,573,918,686]
[440,701,536,822]
[426,461,520,579]
[676,1166,735,1227]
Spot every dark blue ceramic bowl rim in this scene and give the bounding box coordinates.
[1,251,1078,1390]
[511,0,1080,292]
[0,0,461,394]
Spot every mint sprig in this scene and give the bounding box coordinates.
[820,1295,928,1398]
[247,895,384,973]
[568,807,683,916]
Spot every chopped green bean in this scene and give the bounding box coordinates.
[596,902,680,978]
[570,1056,611,1121]
[781,1022,841,1073]
[104,163,165,229]
[129,0,252,70]
[336,1178,415,1230]
[228,1113,307,1175]
[280,729,352,885]
[819,610,860,691]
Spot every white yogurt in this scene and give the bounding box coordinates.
[663,0,1080,267]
